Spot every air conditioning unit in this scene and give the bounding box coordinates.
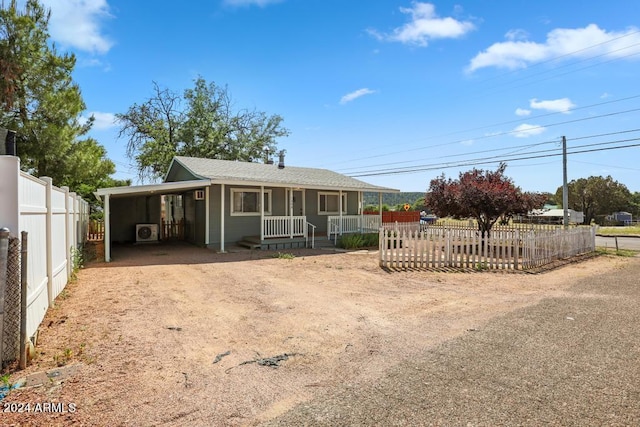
[136,224,159,242]
[194,189,205,200]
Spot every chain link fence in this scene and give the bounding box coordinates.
[1,233,21,368]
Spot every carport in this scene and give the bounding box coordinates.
[94,179,211,261]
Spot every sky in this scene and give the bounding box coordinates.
[31,0,640,193]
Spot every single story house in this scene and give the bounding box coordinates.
[94,156,399,261]
[527,208,585,224]
[609,211,633,224]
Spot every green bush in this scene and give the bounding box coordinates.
[338,233,379,249]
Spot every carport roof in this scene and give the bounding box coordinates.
[166,156,399,193]
[94,179,211,200]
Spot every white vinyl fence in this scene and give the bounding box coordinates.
[379,225,596,271]
[0,156,89,339]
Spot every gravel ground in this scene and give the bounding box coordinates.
[264,256,640,426]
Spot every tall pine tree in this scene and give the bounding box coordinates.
[0,0,121,201]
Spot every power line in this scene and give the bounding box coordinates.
[470,29,640,87]
[348,139,640,177]
[328,96,640,168]
[336,115,640,174]
[338,127,640,173]
[348,137,640,175]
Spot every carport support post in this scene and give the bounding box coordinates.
[220,184,225,252]
[260,185,265,241]
[205,186,210,246]
[378,192,383,227]
[104,193,111,262]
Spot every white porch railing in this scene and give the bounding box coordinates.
[327,215,382,239]
[263,216,306,238]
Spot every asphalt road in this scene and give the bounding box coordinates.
[265,257,640,426]
[596,235,640,251]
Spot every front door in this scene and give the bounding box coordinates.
[287,189,305,216]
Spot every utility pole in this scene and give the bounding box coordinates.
[562,136,569,229]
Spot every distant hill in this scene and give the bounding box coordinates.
[363,192,424,207]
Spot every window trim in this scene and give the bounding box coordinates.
[317,192,347,215]
[230,188,272,216]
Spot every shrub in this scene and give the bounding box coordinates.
[338,233,379,249]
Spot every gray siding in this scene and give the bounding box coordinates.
[110,195,161,243]
[204,185,364,248]
[165,164,199,182]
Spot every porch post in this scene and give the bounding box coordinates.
[289,187,294,239]
[378,192,383,228]
[260,185,265,240]
[104,193,111,262]
[358,191,362,233]
[205,186,210,246]
[220,184,225,253]
[339,189,343,235]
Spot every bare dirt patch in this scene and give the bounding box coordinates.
[2,244,631,426]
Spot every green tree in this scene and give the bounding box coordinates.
[0,0,116,194]
[117,77,290,181]
[555,176,631,224]
[425,163,546,237]
[630,192,640,220]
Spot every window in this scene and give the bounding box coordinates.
[318,192,347,215]
[231,189,271,216]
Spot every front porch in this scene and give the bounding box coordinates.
[238,214,383,249]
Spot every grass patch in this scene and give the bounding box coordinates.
[337,233,379,249]
[596,248,638,257]
[274,252,295,260]
[597,226,640,235]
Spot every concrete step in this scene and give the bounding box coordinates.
[237,240,261,249]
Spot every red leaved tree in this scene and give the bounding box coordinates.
[424,163,546,237]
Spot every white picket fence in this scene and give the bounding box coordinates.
[0,156,89,339]
[379,225,596,271]
[327,215,382,238]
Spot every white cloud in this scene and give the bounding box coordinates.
[460,139,474,146]
[505,29,529,41]
[340,88,376,105]
[468,24,640,72]
[513,123,546,138]
[530,97,575,113]
[81,112,117,130]
[600,92,611,99]
[515,108,531,116]
[223,0,283,6]
[369,2,475,46]
[42,0,113,54]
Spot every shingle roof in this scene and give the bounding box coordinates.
[169,156,398,193]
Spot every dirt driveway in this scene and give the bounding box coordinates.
[2,244,633,426]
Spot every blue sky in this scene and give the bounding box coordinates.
[36,0,640,193]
